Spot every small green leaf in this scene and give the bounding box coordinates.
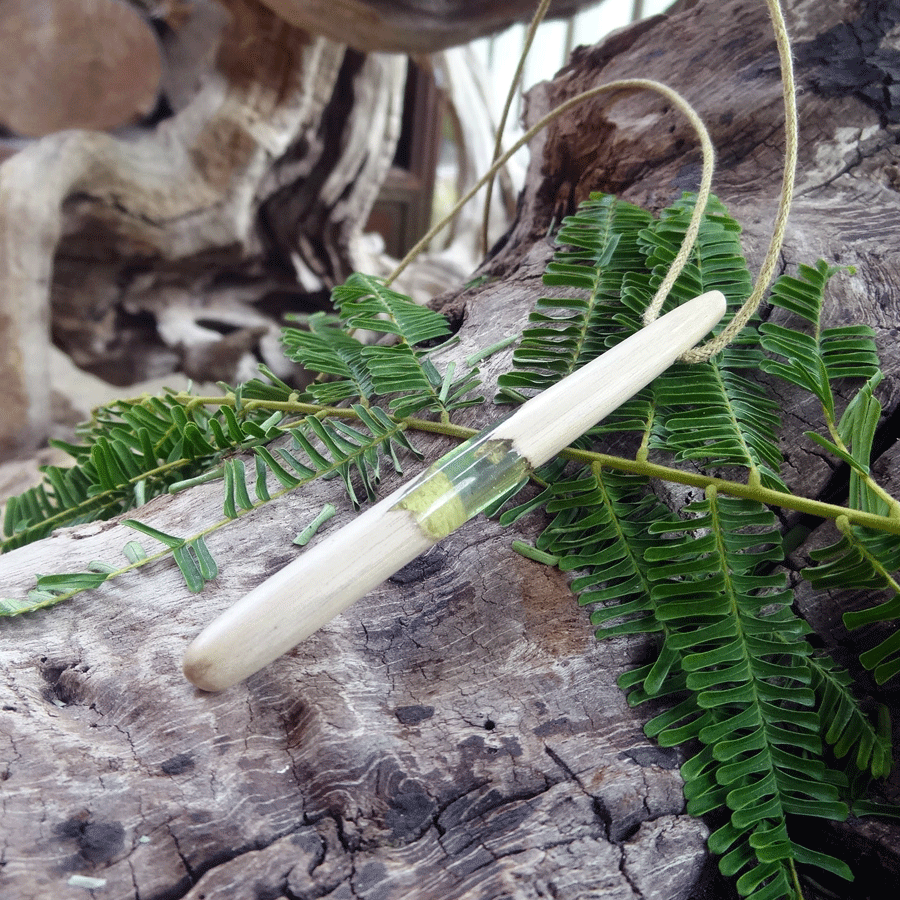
[191,537,218,581]
[510,540,559,566]
[35,571,109,593]
[293,504,337,546]
[254,455,271,501]
[123,520,185,549]
[231,459,254,511]
[805,431,867,474]
[173,544,203,593]
[123,541,147,564]
[222,460,238,519]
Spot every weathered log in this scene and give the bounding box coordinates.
[2,1,900,898]
[0,0,592,459]
[257,0,600,53]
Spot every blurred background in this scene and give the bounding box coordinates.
[0,0,677,476]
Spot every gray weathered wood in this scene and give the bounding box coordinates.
[2,0,900,897]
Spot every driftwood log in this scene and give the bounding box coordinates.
[0,0,349,455]
[2,0,900,898]
[257,0,600,52]
[0,0,599,459]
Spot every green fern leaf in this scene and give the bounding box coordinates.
[619,193,785,489]
[123,519,185,549]
[222,459,253,519]
[35,571,111,593]
[360,345,482,418]
[629,192,753,308]
[805,518,900,685]
[650,341,786,490]
[293,503,337,546]
[246,407,419,511]
[497,193,653,400]
[2,388,293,553]
[519,467,670,640]
[634,491,851,895]
[808,652,892,778]
[836,372,892,515]
[331,272,451,345]
[281,312,374,404]
[760,260,879,420]
[123,541,147,564]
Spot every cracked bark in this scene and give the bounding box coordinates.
[2,0,900,898]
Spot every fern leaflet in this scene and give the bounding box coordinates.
[627,194,785,490]
[330,272,451,344]
[641,492,852,896]
[496,193,652,399]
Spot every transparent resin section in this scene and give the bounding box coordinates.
[393,424,531,541]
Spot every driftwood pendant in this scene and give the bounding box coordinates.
[183,290,726,691]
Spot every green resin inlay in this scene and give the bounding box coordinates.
[395,427,532,541]
[397,470,467,540]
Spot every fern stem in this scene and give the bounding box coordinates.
[176,394,900,538]
[187,393,363,423]
[465,334,519,368]
[561,447,900,537]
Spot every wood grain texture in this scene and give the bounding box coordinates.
[3,0,900,897]
[0,460,709,899]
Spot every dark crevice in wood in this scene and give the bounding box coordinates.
[795,3,900,128]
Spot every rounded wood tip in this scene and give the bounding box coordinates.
[182,643,231,693]
[702,289,727,320]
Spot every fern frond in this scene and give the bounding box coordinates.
[767,271,900,682]
[123,520,217,593]
[804,518,900,685]
[649,336,786,490]
[331,272,451,345]
[2,390,275,552]
[835,372,897,516]
[636,490,852,896]
[627,192,754,309]
[293,503,337,546]
[360,345,483,419]
[496,193,652,399]
[281,313,374,405]
[760,261,879,415]
[282,290,482,421]
[505,466,672,639]
[247,405,419,510]
[620,194,784,489]
[807,651,892,778]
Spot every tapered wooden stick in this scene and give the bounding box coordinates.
[183,291,727,691]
